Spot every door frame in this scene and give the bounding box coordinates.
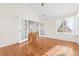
[18,17,28,44]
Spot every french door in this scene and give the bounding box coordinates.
[19,18,28,43]
[18,18,46,43]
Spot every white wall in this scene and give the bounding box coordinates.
[40,13,79,43]
[75,12,79,44]
[0,4,79,47]
[0,4,39,47]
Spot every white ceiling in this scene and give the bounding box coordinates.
[27,3,79,19]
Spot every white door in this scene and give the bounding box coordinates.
[19,18,28,43]
[39,23,46,37]
[28,20,39,33]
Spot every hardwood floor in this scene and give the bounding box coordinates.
[0,37,79,56]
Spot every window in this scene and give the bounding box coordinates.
[40,23,46,35]
[57,16,75,33]
[28,20,39,33]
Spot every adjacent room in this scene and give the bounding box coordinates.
[0,3,79,56]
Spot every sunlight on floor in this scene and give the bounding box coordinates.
[43,45,74,56]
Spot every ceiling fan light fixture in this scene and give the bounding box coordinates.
[41,3,44,7]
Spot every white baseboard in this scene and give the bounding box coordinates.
[0,41,18,48]
[19,39,27,44]
[40,35,77,43]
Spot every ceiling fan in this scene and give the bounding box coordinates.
[41,3,46,17]
[41,3,44,7]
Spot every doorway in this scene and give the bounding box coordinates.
[19,18,28,43]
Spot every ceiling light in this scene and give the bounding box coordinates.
[41,3,44,7]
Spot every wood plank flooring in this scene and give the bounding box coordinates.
[0,37,79,56]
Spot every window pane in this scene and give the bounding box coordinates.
[65,16,75,32]
[56,16,75,33]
